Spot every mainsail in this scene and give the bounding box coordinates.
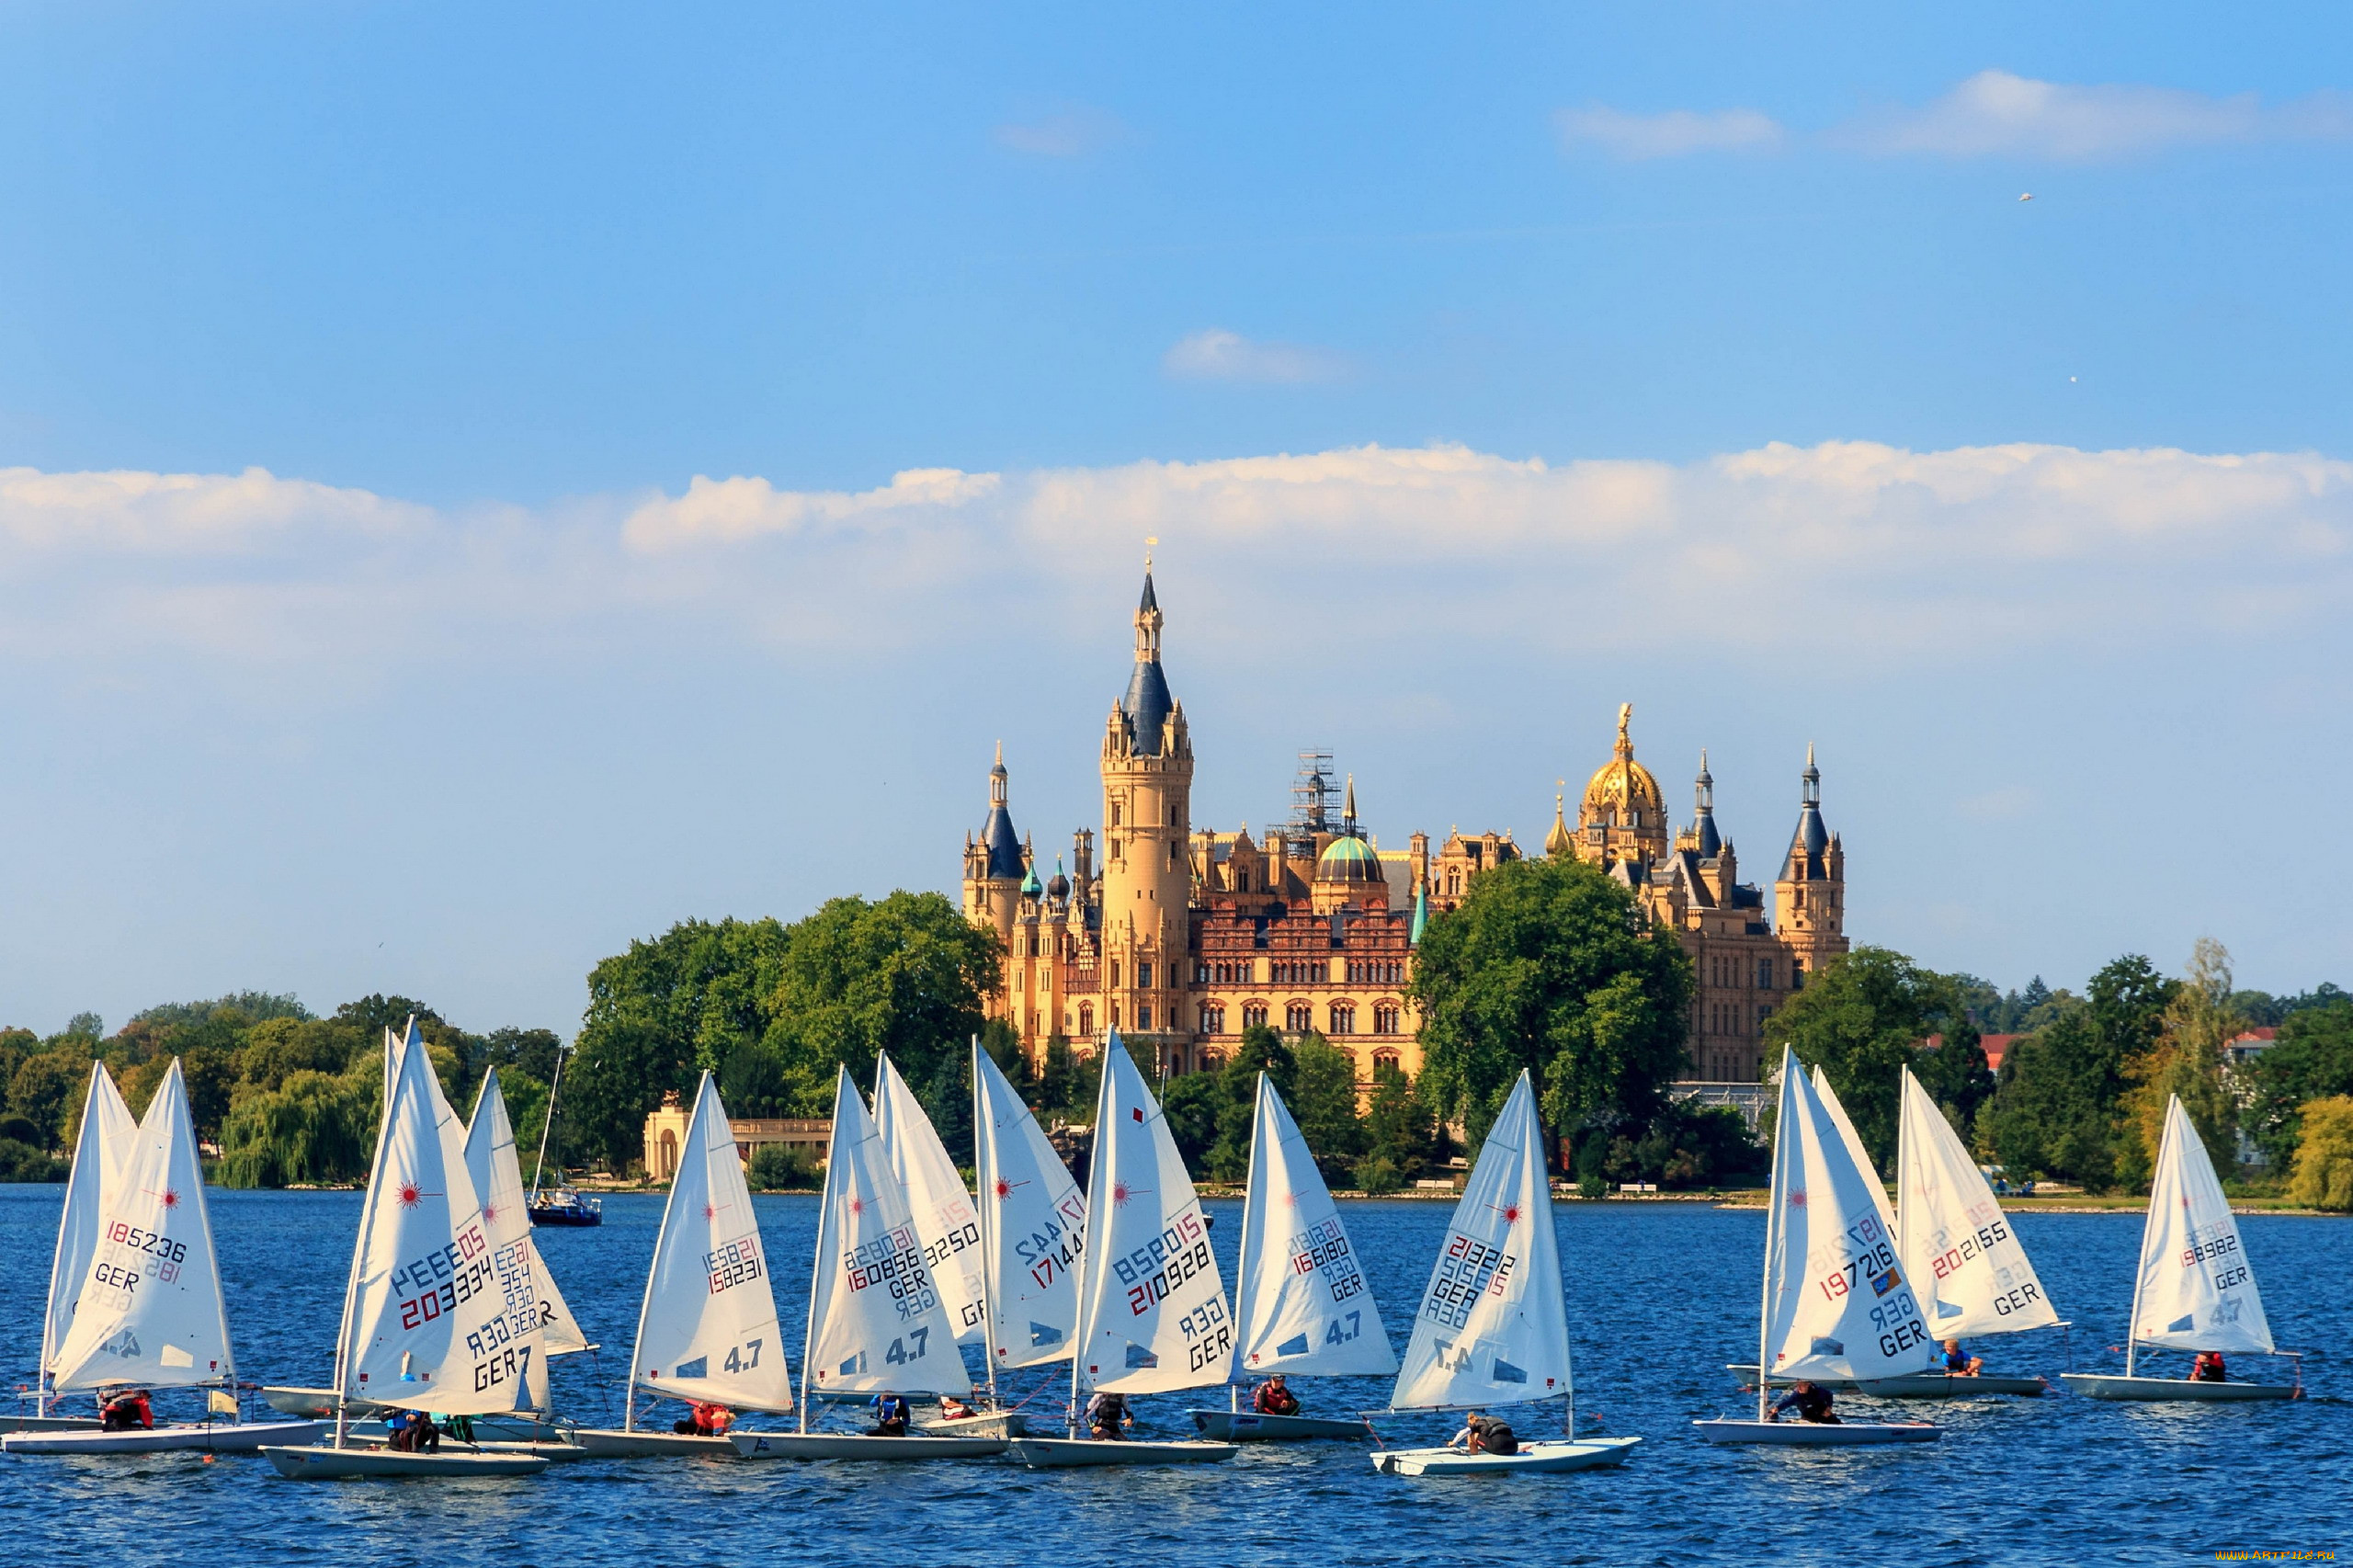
[338,1026,544,1414]
[1895,1066,2057,1338]
[42,1061,137,1395]
[51,1060,233,1393]
[626,1072,792,1413]
[2131,1094,2273,1361]
[972,1040,1086,1371]
[874,1052,987,1346]
[1758,1048,1933,1388]
[803,1067,971,1400]
[1389,1072,1565,1410]
[1073,1035,1233,1397]
[1235,1073,1395,1380]
[1812,1064,1897,1240]
[464,1068,588,1413]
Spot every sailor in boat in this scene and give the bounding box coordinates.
[1085,1391,1132,1441]
[1444,1414,1517,1456]
[98,1389,155,1432]
[938,1394,975,1422]
[868,1392,913,1437]
[387,1411,442,1453]
[1251,1375,1302,1417]
[1767,1381,1841,1425]
[673,1401,734,1437]
[1941,1340,1984,1377]
[2191,1352,2229,1383]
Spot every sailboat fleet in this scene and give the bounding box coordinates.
[6,1030,2309,1479]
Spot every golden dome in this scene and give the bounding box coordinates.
[1581,703,1665,830]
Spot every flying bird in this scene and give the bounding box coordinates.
[2018,192,2034,202]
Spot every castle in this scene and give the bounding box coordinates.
[961,568,1847,1089]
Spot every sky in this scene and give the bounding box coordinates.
[4,2,2351,1039]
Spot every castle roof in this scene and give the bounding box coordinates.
[1316,833,1385,883]
[1120,568,1174,756]
[1583,703,1665,828]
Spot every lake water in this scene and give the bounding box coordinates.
[2,1187,2342,1566]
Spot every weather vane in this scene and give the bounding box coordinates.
[1145,535,1157,571]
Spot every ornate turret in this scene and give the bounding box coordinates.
[1775,743,1847,966]
[1545,783,1574,858]
[1692,750,1722,860]
[1575,702,1668,869]
[1099,545,1196,1067]
[962,742,1028,942]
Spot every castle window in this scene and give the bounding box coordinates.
[1139,961,1154,990]
[1196,961,1211,984]
[1138,1003,1153,1030]
[1110,1003,1120,1028]
[1201,1004,1225,1034]
[1757,958,1773,988]
[1079,1004,1095,1037]
[1374,1005,1401,1035]
[1110,960,1121,986]
[1110,801,1122,826]
[1373,1048,1401,1075]
[1330,1003,1357,1035]
[1285,1002,1313,1032]
[1244,1002,1268,1029]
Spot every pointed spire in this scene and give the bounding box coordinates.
[1410,881,1429,946]
[982,747,1022,878]
[1615,701,1634,760]
[1120,556,1173,756]
[1787,744,1828,866]
[1693,749,1721,859]
[1342,773,1359,834]
[1545,779,1574,858]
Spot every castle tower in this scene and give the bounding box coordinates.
[1773,743,1847,982]
[961,742,1028,945]
[1100,559,1195,1063]
[1574,703,1669,870]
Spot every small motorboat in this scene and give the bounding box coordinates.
[526,1187,603,1227]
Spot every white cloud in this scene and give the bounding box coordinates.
[1163,328,1349,384]
[0,464,423,553]
[620,467,1000,552]
[1838,70,2353,160]
[1555,105,1786,159]
[993,106,1128,158]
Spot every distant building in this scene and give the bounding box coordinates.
[962,564,1853,1088]
[640,1091,828,1179]
[2225,1028,2278,1067]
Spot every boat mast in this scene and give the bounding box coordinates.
[801,1086,849,1437]
[1756,1058,1787,1424]
[1068,1039,1114,1439]
[2126,1108,2167,1381]
[972,1038,1003,1413]
[530,1042,571,1200]
[1232,1074,1267,1418]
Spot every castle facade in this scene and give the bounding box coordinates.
[961,571,1847,1088]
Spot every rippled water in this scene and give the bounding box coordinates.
[2,1187,2342,1566]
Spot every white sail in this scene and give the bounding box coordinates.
[1760,1050,1933,1384]
[1389,1072,1566,1410]
[1074,1035,1233,1396]
[874,1052,987,1346]
[973,1040,1086,1371]
[43,1061,137,1384]
[2132,1095,2273,1357]
[464,1069,587,1413]
[339,1025,544,1413]
[804,1067,971,1398]
[1812,1064,1897,1241]
[51,1061,233,1392]
[1236,1074,1396,1379]
[626,1072,792,1412]
[1895,1067,2057,1338]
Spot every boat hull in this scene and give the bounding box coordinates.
[263,1444,550,1478]
[0,1415,102,1433]
[919,1410,1030,1438]
[349,1415,569,1444]
[568,1428,740,1458]
[1189,1409,1369,1441]
[1003,1437,1240,1468]
[729,1431,1007,1460]
[1724,1364,2047,1397]
[2057,1373,2300,1403]
[261,1386,362,1418]
[1371,1436,1642,1476]
[4,1420,328,1456]
[1692,1418,1940,1445]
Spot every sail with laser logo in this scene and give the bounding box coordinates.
[2132,1095,2272,1355]
[803,1067,971,1398]
[1388,1072,1564,1410]
[42,1061,137,1390]
[875,1051,987,1346]
[1235,1073,1395,1378]
[464,1068,587,1412]
[973,1040,1086,1370]
[626,1072,792,1412]
[1895,1066,2057,1338]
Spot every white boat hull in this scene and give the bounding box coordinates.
[1372,1436,1642,1476]
[1692,1418,1940,1445]
[1725,1364,2047,1397]
[1003,1437,1239,1468]
[468,1439,596,1463]
[262,1386,369,1418]
[569,1428,740,1458]
[0,1415,102,1433]
[349,1415,569,1444]
[1190,1410,1369,1441]
[4,1420,328,1456]
[263,1443,550,1478]
[2057,1373,2301,1403]
[919,1410,1030,1438]
[729,1430,1007,1460]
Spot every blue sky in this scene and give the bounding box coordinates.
[4,3,2350,1037]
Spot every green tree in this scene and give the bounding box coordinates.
[1763,947,1974,1165]
[2287,1096,2353,1210]
[10,1048,95,1151]
[1160,1072,1223,1175]
[2121,938,2243,1182]
[1411,856,1693,1161]
[2243,1003,2353,1169]
[220,1052,381,1187]
[1357,1060,1442,1190]
[1288,1034,1364,1185]
[747,1142,818,1191]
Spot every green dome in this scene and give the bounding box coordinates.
[1315,834,1385,883]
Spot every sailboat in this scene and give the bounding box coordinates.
[1192,1072,1395,1441]
[6,1061,327,1456]
[527,1042,600,1227]
[1003,1033,1239,1467]
[573,1071,795,1456]
[1729,1064,2059,1398]
[731,1066,1004,1460]
[1695,1048,1941,1444]
[263,1024,551,1477]
[1369,1071,1639,1475]
[968,1037,1086,1436]
[8,1060,135,1434]
[2060,1095,2301,1402]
